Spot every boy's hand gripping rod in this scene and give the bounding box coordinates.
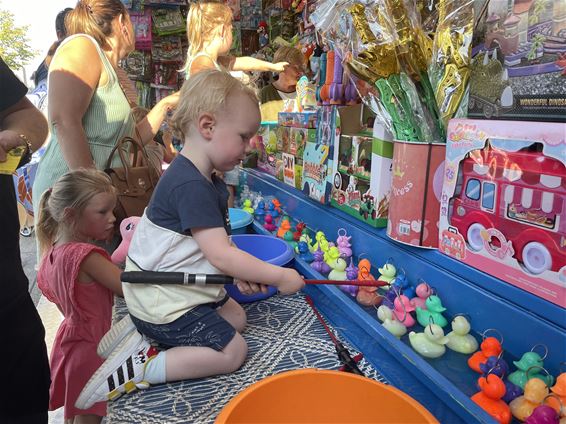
[120,271,388,288]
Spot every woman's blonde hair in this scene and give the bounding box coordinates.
[182,2,232,71]
[170,69,258,139]
[36,168,116,257]
[65,0,127,48]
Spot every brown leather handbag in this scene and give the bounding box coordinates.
[104,135,160,225]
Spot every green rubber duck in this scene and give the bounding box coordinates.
[508,351,554,389]
[416,295,448,328]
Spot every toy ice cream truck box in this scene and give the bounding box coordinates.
[467,0,566,122]
[439,118,566,307]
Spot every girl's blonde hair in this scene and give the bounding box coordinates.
[65,0,127,48]
[182,2,232,71]
[36,169,116,256]
[170,69,258,139]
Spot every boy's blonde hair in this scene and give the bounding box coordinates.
[36,169,116,257]
[183,1,232,70]
[65,0,127,48]
[170,69,258,139]
[273,46,305,69]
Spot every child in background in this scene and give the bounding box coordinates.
[260,46,306,104]
[259,46,307,122]
[36,169,123,423]
[76,70,304,409]
[183,1,289,207]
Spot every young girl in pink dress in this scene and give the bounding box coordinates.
[36,169,123,423]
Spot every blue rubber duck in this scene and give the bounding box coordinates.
[508,351,554,389]
[267,202,279,218]
[391,274,415,299]
[255,200,266,216]
[416,295,448,328]
[295,241,314,263]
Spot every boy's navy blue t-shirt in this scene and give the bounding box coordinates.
[146,155,231,236]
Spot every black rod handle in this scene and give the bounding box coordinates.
[121,271,234,285]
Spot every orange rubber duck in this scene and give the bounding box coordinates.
[544,373,566,418]
[471,374,512,424]
[271,198,282,214]
[276,218,291,238]
[356,259,381,306]
[468,337,503,373]
[510,377,549,422]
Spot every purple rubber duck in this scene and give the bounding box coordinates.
[339,258,358,296]
[311,247,331,275]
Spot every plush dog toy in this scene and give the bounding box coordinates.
[111,216,141,265]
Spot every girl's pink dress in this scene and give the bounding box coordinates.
[38,242,114,419]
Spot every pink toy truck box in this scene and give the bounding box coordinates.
[440,119,566,307]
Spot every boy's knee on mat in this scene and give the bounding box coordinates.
[223,333,248,372]
[233,310,247,333]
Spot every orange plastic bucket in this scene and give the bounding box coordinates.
[215,369,438,423]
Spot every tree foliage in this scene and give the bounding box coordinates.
[0,8,38,70]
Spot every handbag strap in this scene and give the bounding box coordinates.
[106,136,159,188]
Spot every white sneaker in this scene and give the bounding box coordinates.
[76,331,158,409]
[97,314,137,359]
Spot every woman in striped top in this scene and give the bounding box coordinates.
[32,0,179,235]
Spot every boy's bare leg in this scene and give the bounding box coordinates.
[217,297,246,332]
[164,333,247,381]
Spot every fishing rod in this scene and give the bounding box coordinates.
[305,295,365,377]
[120,271,388,288]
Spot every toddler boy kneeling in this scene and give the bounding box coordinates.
[75,70,304,409]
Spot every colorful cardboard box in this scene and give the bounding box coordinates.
[256,123,281,177]
[300,106,339,204]
[302,142,333,203]
[468,0,566,122]
[439,119,566,307]
[331,134,393,227]
[387,142,445,248]
[278,111,318,129]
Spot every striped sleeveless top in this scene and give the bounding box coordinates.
[33,34,135,214]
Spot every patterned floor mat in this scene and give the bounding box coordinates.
[107,293,386,423]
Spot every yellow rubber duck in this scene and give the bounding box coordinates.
[409,324,449,359]
[446,316,479,354]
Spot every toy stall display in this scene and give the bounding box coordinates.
[121,1,188,108]
[439,119,566,307]
[330,105,393,228]
[468,0,566,123]
[387,141,445,248]
[301,106,337,204]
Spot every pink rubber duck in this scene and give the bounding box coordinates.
[411,281,432,310]
[263,214,276,232]
[392,295,416,327]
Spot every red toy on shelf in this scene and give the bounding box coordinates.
[440,119,566,307]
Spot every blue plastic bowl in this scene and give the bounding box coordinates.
[229,208,253,235]
[226,234,294,303]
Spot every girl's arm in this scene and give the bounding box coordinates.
[48,37,102,169]
[79,252,124,297]
[135,92,179,145]
[233,56,288,73]
[192,227,304,295]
